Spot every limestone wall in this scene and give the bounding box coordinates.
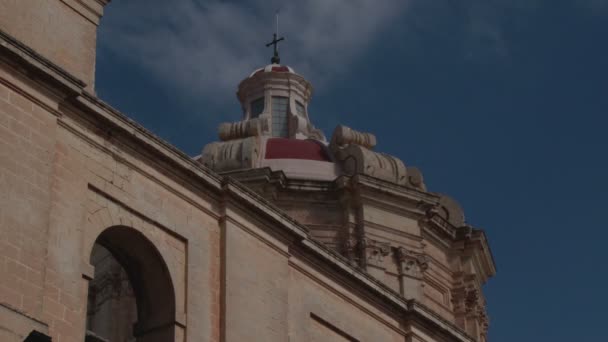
[0,0,106,90]
[0,54,60,342]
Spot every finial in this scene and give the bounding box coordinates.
[266,11,284,64]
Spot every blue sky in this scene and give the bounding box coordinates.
[95,1,608,340]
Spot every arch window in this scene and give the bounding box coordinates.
[85,226,176,342]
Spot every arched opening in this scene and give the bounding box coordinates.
[85,226,176,342]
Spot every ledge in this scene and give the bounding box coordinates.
[0,29,85,93]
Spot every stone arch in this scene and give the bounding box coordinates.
[85,225,177,341]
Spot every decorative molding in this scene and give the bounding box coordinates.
[351,174,439,203]
[310,313,359,342]
[407,301,475,342]
[0,29,85,91]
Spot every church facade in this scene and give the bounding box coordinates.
[0,1,495,342]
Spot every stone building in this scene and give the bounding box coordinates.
[0,1,495,342]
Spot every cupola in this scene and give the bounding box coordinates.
[236,63,317,140]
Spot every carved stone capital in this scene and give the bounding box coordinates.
[395,247,429,278]
[361,238,390,267]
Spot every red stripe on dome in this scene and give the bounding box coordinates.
[265,138,331,161]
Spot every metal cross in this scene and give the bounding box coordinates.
[266,13,284,64]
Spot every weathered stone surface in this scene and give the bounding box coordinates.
[0,0,107,90]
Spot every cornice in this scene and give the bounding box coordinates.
[224,168,496,277]
[221,177,309,240]
[0,29,85,94]
[222,167,339,192]
[350,174,439,203]
[362,220,424,243]
[475,230,497,277]
[456,229,497,282]
[225,169,438,206]
[73,93,224,190]
[57,114,222,220]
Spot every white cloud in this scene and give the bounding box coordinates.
[98,0,409,108]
